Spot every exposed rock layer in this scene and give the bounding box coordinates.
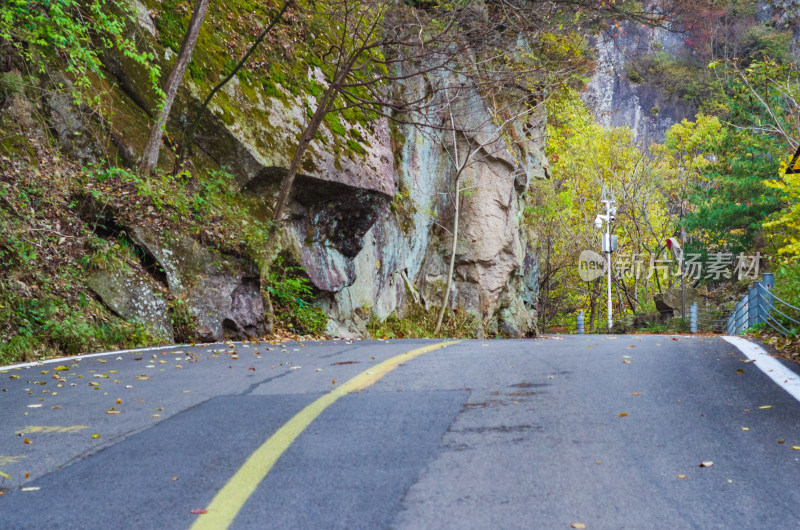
[39,12,547,338]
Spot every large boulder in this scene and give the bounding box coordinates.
[86,265,173,341]
[654,287,703,317]
[128,226,265,341]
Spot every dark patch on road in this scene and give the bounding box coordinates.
[454,424,539,434]
[465,399,506,408]
[509,381,548,389]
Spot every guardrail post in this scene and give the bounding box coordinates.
[748,286,759,326]
[761,273,774,325]
[577,311,585,335]
[690,302,697,333]
[736,298,746,335]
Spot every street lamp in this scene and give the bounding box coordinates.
[594,197,617,330]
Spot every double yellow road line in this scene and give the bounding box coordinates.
[192,340,460,530]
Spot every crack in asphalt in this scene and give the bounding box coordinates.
[241,370,293,396]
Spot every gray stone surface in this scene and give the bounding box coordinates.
[86,265,173,340]
[128,225,265,341]
[583,27,696,147]
[654,287,703,317]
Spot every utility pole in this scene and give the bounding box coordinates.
[595,193,617,330]
[603,198,613,330]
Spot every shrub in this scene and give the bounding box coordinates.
[367,304,478,339]
[267,255,328,335]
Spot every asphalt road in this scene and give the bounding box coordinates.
[2,335,800,529]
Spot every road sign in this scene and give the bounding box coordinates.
[788,145,800,175]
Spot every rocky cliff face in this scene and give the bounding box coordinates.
[584,2,800,146]
[759,0,800,55]
[45,8,545,339]
[294,78,545,337]
[583,26,695,147]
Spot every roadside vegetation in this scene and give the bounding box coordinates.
[534,1,800,347]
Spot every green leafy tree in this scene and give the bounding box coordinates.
[0,0,160,104]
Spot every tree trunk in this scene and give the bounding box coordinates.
[262,82,338,267]
[434,179,460,335]
[272,91,333,220]
[175,0,292,170]
[139,0,209,175]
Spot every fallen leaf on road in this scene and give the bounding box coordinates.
[571,524,586,529]
[91,433,100,439]
[23,438,32,444]
[759,405,773,410]
[631,392,642,396]
[739,359,755,363]
[190,509,208,515]
[778,439,786,444]
[115,398,122,404]
[618,413,628,417]
[171,476,179,481]
[622,360,632,364]
[21,487,40,491]
[627,345,636,349]
[700,461,714,467]
[741,427,750,431]
[678,474,687,479]
[54,366,69,371]
[27,404,42,408]
[792,446,800,450]
[737,369,744,375]
[106,408,121,415]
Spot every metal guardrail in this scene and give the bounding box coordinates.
[717,272,800,338]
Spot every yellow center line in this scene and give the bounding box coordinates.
[191,340,460,530]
